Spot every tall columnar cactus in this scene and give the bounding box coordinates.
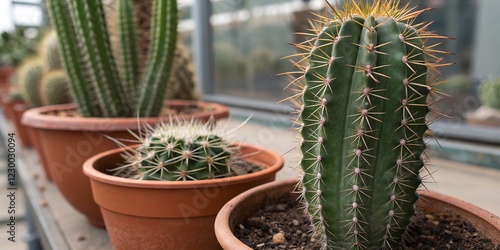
[39,30,62,72]
[479,78,500,111]
[289,1,449,249]
[18,58,44,107]
[104,0,199,101]
[46,0,178,117]
[40,70,73,106]
[113,120,239,181]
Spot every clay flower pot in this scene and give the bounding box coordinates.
[83,143,284,250]
[215,179,500,249]
[11,102,33,147]
[0,66,15,88]
[21,100,229,227]
[1,94,23,122]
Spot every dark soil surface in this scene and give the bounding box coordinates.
[229,158,265,177]
[234,194,500,250]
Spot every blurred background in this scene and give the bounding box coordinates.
[1,0,499,179]
[1,0,496,119]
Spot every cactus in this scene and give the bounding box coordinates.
[40,30,63,72]
[479,78,500,111]
[40,70,73,106]
[288,1,449,249]
[112,120,239,181]
[104,1,199,101]
[18,58,44,107]
[164,42,200,100]
[46,0,178,117]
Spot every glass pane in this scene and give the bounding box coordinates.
[13,5,43,27]
[209,0,300,102]
[182,0,500,119]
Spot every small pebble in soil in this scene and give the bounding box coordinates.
[272,232,286,244]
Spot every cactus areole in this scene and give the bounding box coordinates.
[292,1,449,249]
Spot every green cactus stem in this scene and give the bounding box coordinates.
[112,119,239,181]
[136,0,178,116]
[40,70,73,106]
[18,58,44,107]
[47,0,178,117]
[479,78,500,111]
[46,0,98,117]
[288,1,450,249]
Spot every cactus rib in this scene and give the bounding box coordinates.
[137,0,178,117]
[67,0,128,117]
[117,0,141,105]
[46,0,97,117]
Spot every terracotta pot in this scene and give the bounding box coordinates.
[21,100,229,227]
[215,179,500,249]
[11,103,33,147]
[27,126,53,181]
[83,143,284,250]
[0,66,15,89]
[1,94,22,121]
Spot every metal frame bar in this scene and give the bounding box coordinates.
[192,0,215,94]
[10,0,49,28]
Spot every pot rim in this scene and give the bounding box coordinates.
[214,180,500,248]
[83,143,284,189]
[21,100,229,131]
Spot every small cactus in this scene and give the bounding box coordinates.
[479,78,500,111]
[40,70,73,105]
[18,58,44,107]
[39,30,63,72]
[113,119,239,181]
[287,1,449,249]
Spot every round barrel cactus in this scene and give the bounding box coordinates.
[114,120,239,181]
[288,0,450,249]
[18,58,44,107]
[479,78,500,111]
[40,70,73,105]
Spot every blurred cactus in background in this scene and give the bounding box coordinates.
[479,78,500,111]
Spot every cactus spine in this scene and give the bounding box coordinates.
[290,1,449,249]
[46,0,178,117]
[114,120,239,181]
[479,78,500,111]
